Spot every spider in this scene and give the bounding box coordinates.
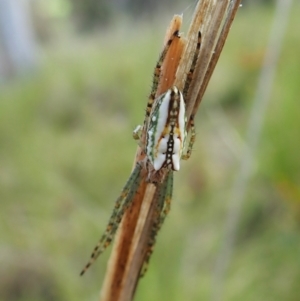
[134,30,201,177]
[80,29,202,276]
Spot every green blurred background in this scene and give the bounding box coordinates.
[0,0,299,300]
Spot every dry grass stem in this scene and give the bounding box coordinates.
[100,16,183,301]
[99,1,242,300]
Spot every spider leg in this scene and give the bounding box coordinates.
[80,163,143,276]
[182,31,202,100]
[132,124,143,147]
[182,114,196,160]
[140,171,173,277]
[145,30,180,125]
[180,31,201,161]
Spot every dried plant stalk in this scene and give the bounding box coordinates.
[100,16,183,301]
[99,1,242,301]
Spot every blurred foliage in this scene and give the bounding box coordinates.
[30,0,278,36]
[70,0,112,30]
[0,2,300,301]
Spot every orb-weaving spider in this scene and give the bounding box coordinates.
[80,29,201,276]
[135,30,201,176]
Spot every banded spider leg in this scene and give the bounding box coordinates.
[80,163,143,276]
[133,29,180,144]
[181,31,202,161]
[140,170,174,276]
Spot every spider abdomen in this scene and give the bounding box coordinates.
[146,86,186,171]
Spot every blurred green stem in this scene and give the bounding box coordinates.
[212,0,294,300]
